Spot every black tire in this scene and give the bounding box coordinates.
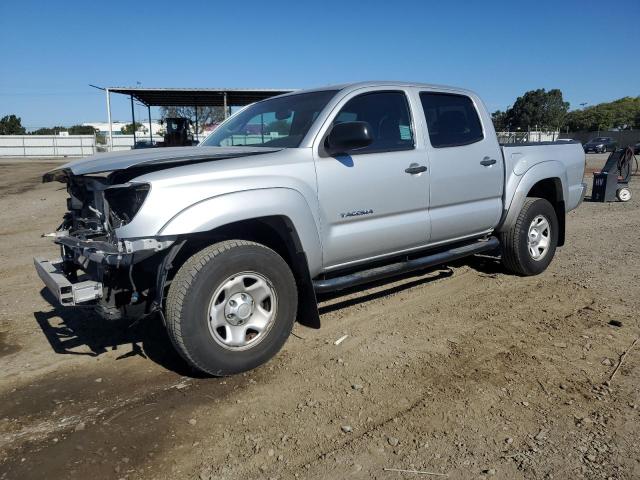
[166,240,297,376]
[500,197,558,276]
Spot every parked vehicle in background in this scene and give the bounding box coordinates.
[583,137,617,153]
[634,141,640,155]
[134,139,159,149]
[34,81,587,376]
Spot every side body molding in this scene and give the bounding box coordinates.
[158,188,323,276]
[499,160,568,231]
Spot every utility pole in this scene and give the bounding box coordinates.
[89,84,113,152]
[106,89,113,151]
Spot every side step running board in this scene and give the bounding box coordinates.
[312,236,499,294]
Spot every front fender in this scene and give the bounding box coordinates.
[158,188,323,276]
[499,160,568,231]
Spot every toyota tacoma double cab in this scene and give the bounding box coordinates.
[35,81,587,375]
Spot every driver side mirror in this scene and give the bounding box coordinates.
[325,121,373,155]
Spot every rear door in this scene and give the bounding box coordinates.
[314,88,430,270]
[418,91,503,243]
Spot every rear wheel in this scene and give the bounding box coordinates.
[500,197,559,276]
[166,240,297,376]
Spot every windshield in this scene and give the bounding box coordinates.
[201,90,338,148]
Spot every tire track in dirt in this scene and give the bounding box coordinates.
[0,160,638,479]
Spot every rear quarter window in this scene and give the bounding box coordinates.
[419,92,484,148]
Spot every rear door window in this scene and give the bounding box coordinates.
[419,93,484,148]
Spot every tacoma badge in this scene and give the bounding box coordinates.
[340,209,374,219]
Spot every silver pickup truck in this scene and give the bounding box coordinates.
[35,81,586,375]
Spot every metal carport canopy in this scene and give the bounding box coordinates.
[102,87,295,151]
[107,87,295,107]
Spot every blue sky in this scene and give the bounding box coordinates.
[1,0,639,129]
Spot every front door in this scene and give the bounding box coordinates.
[418,91,504,243]
[314,89,430,270]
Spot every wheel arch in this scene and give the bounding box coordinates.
[156,213,321,329]
[526,177,566,246]
[499,162,568,246]
[158,188,323,275]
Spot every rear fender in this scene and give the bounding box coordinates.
[499,161,568,232]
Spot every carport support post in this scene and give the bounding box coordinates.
[105,88,113,152]
[130,95,137,146]
[148,105,153,144]
[223,92,228,119]
[195,105,199,142]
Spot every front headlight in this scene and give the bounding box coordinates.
[104,183,150,228]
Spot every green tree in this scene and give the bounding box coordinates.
[0,115,26,135]
[31,126,67,135]
[160,106,225,133]
[565,96,640,131]
[505,89,569,130]
[68,125,97,135]
[121,122,143,134]
[491,110,508,131]
[30,125,96,135]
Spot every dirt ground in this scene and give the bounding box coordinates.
[0,154,638,480]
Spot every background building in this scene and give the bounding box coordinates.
[82,121,163,136]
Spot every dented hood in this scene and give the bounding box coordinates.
[43,146,281,181]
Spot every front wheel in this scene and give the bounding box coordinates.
[166,240,297,376]
[500,197,559,276]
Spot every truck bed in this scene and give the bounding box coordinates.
[501,141,586,214]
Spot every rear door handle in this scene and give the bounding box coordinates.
[480,157,497,166]
[405,163,427,174]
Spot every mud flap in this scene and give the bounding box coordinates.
[294,252,320,329]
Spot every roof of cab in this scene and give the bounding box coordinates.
[276,80,478,98]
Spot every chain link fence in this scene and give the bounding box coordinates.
[496,131,560,144]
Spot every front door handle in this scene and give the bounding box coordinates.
[480,157,497,166]
[405,163,427,174]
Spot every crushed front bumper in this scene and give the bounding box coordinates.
[34,257,103,306]
[34,234,176,314]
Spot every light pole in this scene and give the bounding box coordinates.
[89,84,113,152]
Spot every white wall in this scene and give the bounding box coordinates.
[0,135,96,157]
[109,135,143,151]
[106,134,209,151]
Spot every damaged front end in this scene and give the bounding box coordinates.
[35,169,176,320]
